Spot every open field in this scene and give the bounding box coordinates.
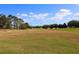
[0,29,79,53]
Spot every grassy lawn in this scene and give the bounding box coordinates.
[0,29,79,53]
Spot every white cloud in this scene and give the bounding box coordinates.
[16,13,20,16]
[64,13,79,21]
[17,13,49,20]
[50,9,72,20]
[75,13,79,16]
[16,12,49,24]
[31,13,49,19]
[59,9,72,16]
[17,9,72,21]
[16,13,21,18]
[16,9,75,25]
[29,12,34,15]
[72,13,79,20]
[21,14,28,17]
[16,13,28,17]
[60,9,70,12]
[66,17,71,20]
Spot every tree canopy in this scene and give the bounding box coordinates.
[0,14,30,29]
[68,20,79,28]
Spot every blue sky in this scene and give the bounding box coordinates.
[0,4,79,26]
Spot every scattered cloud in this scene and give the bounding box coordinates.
[16,13,50,25]
[72,13,79,20]
[50,9,72,20]
[16,9,72,21]
[29,12,34,15]
[16,13,28,17]
[16,9,79,25]
[21,14,28,17]
[16,13,49,20]
[66,17,71,20]
[29,13,49,19]
[74,13,79,16]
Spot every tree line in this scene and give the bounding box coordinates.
[0,14,79,29]
[31,20,79,29]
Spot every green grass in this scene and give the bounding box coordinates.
[57,28,79,32]
[0,29,79,53]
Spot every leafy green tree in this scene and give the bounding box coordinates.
[0,14,30,29]
[63,23,67,28]
[42,25,49,29]
[0,14,7,29]
[49,24,54,29]
[68,20,79,27]
[20,23,27,29]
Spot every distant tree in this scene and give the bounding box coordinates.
[68,20,79,28]
[25,23,30,28]
[20,22,30,29]
[33,26,42,28]
[58,23,67,28]
[49,24,54,29]
[58,24,63,28]
[20,24,26,29]
[53,24,58,29]
[63,23,67,28]
[42,25,49,29]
